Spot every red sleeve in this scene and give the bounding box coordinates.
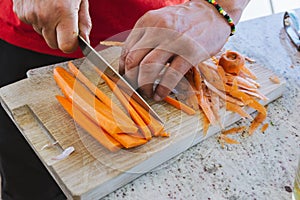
[0,0,187,58]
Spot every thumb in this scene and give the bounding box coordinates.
[56,11,79,53]
[78,0,92,44]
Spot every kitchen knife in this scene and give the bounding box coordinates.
[283,11,300,51]
[78,35,163,123]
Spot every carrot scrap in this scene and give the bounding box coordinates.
[164,96,196,116]
[56,96,122,152]
[53,67,138,135]
[229,79,267,115]
[248,111,267,135]
[269,75,281,84]
[159,132,170,137]
[225,102,253,120]
[261,123,269,133]
[219,50,245,74]
[221,126,246,135]
[93,66,152,140]
[100,41,124,47]
[218,134,240,148]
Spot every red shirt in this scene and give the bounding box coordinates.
[0,0,186,58]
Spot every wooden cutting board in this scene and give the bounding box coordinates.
[0,46,285,200]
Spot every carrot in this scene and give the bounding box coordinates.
[225,102,253,120]
[53,67,138,135]
[261,123,269,133]
[248,111,267,135]
[221,126,246,135]
[112,133,147,149]
[56,96,122,152]
[201,111,210,136]
[240,64,257,80]
[67,61,134,125]
[219,135,240,144]
[164,96,196,115]
[121,91,165,137]
[219,50,245,74]
[93,66,152,140]
[229,79,267,115]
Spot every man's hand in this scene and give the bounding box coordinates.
[119,0,248,101]
[13,0,92,53]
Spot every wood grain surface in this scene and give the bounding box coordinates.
[0,46,285,199]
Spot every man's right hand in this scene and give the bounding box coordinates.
[12,0,92,53]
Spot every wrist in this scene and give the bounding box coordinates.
[217,0,250,23]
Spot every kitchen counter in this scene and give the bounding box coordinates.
[101,11,300,200]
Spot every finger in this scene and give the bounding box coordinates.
[154,56,192,101]
[56,11,79,53]
[123,48,151,89]
[42,26,59,49]
[32,24,42,35]
[78,0,92,44]
[119,27,145,75]
[138,49,173,98]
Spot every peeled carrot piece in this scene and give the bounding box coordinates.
[248,111,267,135]
[121,91,165,137]
[56,96,122,152]
[222,126,246,135]
[261,123,269,133]
[164,96,196,115]
[93,67,152,140]
[225,102,253,120]
[112,133,147,149]
[229,79,267,115]
[53,67,138,135]
[67,61,134,126]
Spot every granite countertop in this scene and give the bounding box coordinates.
[102,11,300,200]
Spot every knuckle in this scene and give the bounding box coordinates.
[124,52,138,70]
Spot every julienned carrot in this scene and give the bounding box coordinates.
[93,66,152,140]
[164,96,196,115]
[56,96,122,152]
[121,90,165,137]
[53,67,138,135]
[112,133,147,149]
[67,61,133,126]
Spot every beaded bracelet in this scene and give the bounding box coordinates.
[205,0,236,36]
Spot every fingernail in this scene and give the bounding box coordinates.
[154,94,162,101]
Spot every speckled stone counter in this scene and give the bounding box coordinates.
[102,11,300,200]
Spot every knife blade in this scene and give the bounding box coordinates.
[78,35,163,123]
[283,11,300,51]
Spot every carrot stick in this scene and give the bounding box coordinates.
[56,96,122,152]
[56,96,146,149]
[112,133,147,149]
[53,67,138,135]
[164,96,196,115]
[93,66,152,140]
[121,90,165,137]
[67,61,133,125]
